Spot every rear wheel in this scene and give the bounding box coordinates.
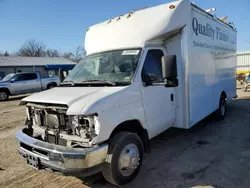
[0,91,9,101]
[214,95,227,121]
[102,132,143,186]
[47,83,57,89]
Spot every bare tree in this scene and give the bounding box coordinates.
[0,51,10,57]
[62,52,74,60]
[63,46,86,63]
[16,40,85,61]
[4,51,9,56]
[46,49,60,57]
[74,46,86,63]
[18,40,46,57]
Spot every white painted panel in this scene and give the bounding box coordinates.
[188,7,237,127]
[85,0,191,55]
[164,34,185,128]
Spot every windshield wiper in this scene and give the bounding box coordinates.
[81,80,116,86]
[60,80,75,86]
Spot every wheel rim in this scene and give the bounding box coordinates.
[0,92,7,101]
[118,143,140,177]
[221,100,226,116]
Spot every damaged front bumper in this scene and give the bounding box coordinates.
[16,129,108,176]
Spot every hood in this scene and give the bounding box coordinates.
[20,86,125,114]
[0,80,10,85]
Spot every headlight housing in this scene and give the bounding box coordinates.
[70,114,100,142]
[26,107,31,120]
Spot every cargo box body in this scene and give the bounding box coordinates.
[174,4,237,128]
[85,0,237,129]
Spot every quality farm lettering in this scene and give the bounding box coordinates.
[192,17,232,43]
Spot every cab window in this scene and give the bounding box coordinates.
[142,49,164,83]
[23,73,37,80]
[13,74,24,81]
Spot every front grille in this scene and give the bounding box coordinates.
[20,142,33,151]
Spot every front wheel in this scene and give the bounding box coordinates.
[0,91,9,101]
[102,132,144,186]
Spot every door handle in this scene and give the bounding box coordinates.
[171,94,174,102]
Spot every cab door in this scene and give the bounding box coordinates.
[10,74,26,94]
[22,73,41,92]
[140,48,176,138]
[10,73,39,94]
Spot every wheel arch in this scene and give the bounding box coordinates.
[47,82,57,89]
[221,91,227,99]
[0,87,11,95]
[109,120,150,153]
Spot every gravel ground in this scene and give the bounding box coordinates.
[0,89,250,188]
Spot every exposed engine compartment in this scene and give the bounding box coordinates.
[26,103,100,147]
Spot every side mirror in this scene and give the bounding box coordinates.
[59,68,65,83]
[142,73,152,87]
[161,55,178,87]
[10,78,15,83]
[162,55,177,79]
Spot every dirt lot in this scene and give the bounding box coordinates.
[1,90,250,188]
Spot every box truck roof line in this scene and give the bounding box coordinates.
[85,0,191,55]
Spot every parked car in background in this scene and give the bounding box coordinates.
[0,72,59,101]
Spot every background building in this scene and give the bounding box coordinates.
[0,57,76,79]
[237,50,250,75]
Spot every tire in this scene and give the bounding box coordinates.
[102,132,144,186]
[214,95,227,121]
[0,90,9,101]
[47,83,57,89]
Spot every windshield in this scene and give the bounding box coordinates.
[64,49,141,86]
[2,73,15,81]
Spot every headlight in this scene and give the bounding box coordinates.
[79,116,95,128]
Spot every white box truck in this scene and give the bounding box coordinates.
[16,0,237,185]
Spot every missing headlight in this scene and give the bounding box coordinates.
[69,115,99,142]
[79,117,90,127]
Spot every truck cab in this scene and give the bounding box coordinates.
[0,72,59,101]
[16,0,236,186]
